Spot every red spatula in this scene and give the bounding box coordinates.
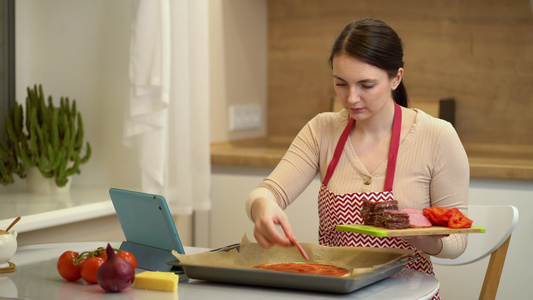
[288,236,309,261]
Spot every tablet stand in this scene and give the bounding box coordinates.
[120,241,184,274]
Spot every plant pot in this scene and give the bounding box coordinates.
[25,167,71,195]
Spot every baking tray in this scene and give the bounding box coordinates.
[168,255,417,294]
[336,224,485,237]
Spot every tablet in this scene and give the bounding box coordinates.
[109,188,186,272]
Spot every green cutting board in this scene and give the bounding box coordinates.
[336,224,485,237]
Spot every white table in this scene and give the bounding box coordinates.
[1,242,438,300]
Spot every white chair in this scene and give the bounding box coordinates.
[431,205,519,300]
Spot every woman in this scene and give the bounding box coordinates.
[245,18,469,295]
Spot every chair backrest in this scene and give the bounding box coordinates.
[432,205,519,300]
[432,205,518,265]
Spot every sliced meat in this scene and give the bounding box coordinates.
[400,208,424,215]
[374,200,398,212]
[383,210,410,229]
[386,221,411,229]
[374,213,386,227]
[408,213,432,228]
[361,199,377,225]
[400,208,432,228]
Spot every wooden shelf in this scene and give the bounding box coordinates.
[211,138,533,180]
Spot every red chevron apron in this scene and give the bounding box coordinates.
[318,102,437,284]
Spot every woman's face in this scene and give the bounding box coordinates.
[332,54,402,121]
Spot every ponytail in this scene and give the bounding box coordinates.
[393,81,408,108]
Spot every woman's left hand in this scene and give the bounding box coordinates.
[401,234,448,255]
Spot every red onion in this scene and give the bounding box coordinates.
[96,243,135,292]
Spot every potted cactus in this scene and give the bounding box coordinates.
[0,84,91,192]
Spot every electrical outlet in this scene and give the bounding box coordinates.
[229,104,261,131]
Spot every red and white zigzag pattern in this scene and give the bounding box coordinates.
[317,184,435,276]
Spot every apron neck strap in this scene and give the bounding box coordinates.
[322,117,354,186]
[383,102,402,191]
[322,102,402,192]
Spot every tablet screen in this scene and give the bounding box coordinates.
[109,188,185,255]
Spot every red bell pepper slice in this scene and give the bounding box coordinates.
[423,208,442,226]
[448,212,473,228]
[424,206,463,227]
[444,207,460,221]
[434,207,458,224]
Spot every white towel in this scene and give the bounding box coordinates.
[124,0,169,190]
[125,0,169,136]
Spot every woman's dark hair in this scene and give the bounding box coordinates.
[329,18,408,107]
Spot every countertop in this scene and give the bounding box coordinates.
[211,138,533,180]
[1,241,439,300]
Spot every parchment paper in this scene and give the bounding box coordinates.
[173,235,415,278]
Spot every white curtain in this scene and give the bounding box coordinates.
[123,0,211,215]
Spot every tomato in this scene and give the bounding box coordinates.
[117,251,137,270]
[57,251,81,281]
[80,257,105,284]
[449,212,473,229]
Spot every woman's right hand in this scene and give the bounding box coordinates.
[251,197,295,249]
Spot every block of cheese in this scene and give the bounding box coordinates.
[134,271,179,292]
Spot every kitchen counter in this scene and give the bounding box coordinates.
[1,241,439,300]
[210,137,292,168]
[211,138,533,180]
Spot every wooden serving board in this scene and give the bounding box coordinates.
[336,224,485,237]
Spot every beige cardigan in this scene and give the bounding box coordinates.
[246,108,470,259]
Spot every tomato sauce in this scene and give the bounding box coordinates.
[251,262,350,277]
